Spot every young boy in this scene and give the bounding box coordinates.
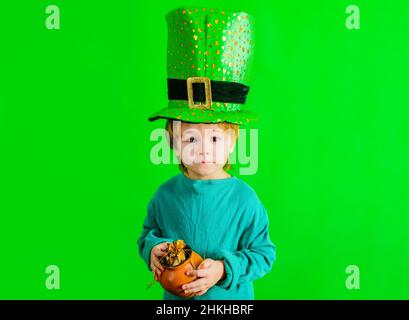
[137,7,276,300]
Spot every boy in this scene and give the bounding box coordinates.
[137,7,276,300]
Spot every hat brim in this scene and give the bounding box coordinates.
[148,106,258,126]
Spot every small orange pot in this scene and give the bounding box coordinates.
[159,250,204,298]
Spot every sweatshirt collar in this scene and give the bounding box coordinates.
[180,172,237,192]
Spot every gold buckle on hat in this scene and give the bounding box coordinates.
[187,77,213,109]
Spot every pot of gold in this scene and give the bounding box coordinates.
[148,240,203,298]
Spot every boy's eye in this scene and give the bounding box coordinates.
[184,136,196,143]
[182,136,197,143]
[212,136,222,142]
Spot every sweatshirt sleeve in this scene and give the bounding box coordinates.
[137,196,174,271]
[213,200,276,290]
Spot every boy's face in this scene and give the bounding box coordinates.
[173,122,236,178]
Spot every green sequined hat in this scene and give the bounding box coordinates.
[148,6,258,126]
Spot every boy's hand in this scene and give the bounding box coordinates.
[150,242,169,281]
[182,258,226,297]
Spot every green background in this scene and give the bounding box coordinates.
[1,0,408,299]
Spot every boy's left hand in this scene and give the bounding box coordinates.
[183,258,226,297]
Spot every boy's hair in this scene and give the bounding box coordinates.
[165,119,239,174]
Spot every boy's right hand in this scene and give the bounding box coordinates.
[150,242,169,281]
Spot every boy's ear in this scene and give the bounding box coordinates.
[167,120,182,153]
[172,135,182,159]
[165,130,172,149]
[173,145,181,159]
[228,133,237,154]
[229,142,236,154]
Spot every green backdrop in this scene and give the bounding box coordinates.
[1,0,408,299]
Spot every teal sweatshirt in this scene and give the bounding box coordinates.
[137,173,276,300]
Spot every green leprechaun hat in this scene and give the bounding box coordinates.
[148,6,258,125]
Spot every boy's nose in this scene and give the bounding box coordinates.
[199,145,212,156]
[198,141,211,154]
[198,147,211,162]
